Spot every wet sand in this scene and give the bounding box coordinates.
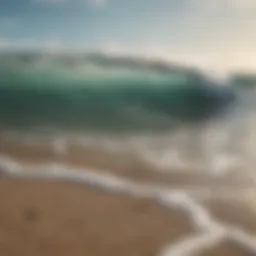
[199,241,255,256]
[0,178,193,256]
[206,200,256,234]
[0,137,252,187]
[1,136,256,255]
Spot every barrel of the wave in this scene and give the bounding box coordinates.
[0,56,237,130]
[141,74,236,122]
[196,80,236,119]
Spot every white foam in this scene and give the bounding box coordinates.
[0,126,250,176]
[157,191,216,231]
[161,231,225,256]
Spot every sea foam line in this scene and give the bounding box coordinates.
[0,129,249,176]
[0,156,256,255]
[0,155,252,200]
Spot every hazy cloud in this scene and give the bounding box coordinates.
[192,0,256,10]
[94,0,106,6]
[0,38,10,49]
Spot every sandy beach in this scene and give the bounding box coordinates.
[0,178,194,256]
[1,136,256,255]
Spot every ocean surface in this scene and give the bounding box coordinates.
[0,52,255,175]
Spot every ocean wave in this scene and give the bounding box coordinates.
[0,52,235,131]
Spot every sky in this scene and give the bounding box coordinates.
[0,0,256,74]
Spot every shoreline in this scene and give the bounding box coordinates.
[0,135,256,255]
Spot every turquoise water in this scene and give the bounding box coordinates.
[0,54,235,132]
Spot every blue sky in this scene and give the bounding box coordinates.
[1,0,256,73]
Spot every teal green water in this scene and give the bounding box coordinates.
[0,56,235,132]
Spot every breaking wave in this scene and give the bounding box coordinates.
[0,52,235,133]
